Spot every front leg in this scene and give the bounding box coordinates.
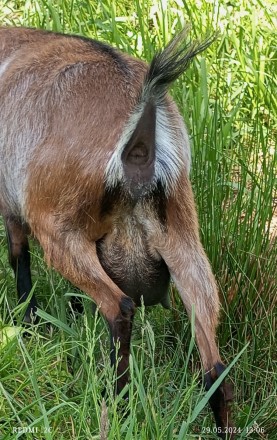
[5,216,37,323]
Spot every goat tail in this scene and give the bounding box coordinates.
[143,26,217,103]
[105,28,216,193]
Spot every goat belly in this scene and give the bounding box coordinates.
[96,223,171,308]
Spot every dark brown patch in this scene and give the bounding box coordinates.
[144,180,167,227]
[100,183,126,218]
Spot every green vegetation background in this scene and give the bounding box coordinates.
[0,1,276,439]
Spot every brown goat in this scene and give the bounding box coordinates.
[0,27,233,437]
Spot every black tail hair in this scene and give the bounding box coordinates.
[144,26,217,102]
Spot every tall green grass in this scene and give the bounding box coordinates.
[0,0,276,439]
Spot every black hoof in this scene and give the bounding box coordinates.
[22,298,38,325]
[205,362,234,439]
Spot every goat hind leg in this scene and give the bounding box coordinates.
[162,241,233,435]
[31,217,135,396]
[149,185,234,436]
